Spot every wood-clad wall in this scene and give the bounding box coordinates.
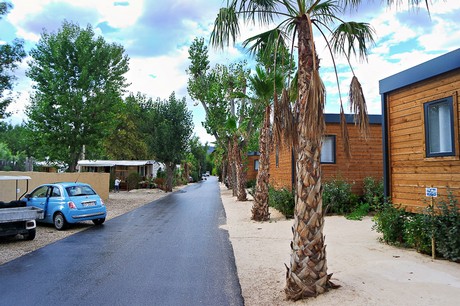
[387,69,460,212]
[269,122,383,194]
[246,154,259,181]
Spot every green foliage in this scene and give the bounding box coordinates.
[372,202,408,245]
[323,178,358,214]
[268,186,294,218]
[246,179,256,189]
[373,192,460,261]
[363,176,384,211]
[26,21,130,171]
[428,191,460,261]
[144,92,193,165]
[0,2,26,118]
[126,172,141,190]
[403,213,432,255]
[104,93,150,160]
[346,202,370,221]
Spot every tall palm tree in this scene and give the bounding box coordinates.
[249,65,284,221]
[211,0,375,300]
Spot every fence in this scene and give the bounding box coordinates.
[0,171,110,201]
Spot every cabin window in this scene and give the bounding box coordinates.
[321,135,336,164]
[254,160,259,171]
[424,97,455,157]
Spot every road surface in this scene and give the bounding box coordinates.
[0,176,244,306]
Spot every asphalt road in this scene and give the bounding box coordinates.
[0,176,244,306]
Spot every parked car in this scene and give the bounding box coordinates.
[24,182,106,230]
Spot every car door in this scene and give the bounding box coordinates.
[26,185,52,221]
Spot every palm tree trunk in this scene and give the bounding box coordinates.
[285,14,335,300]
[234,135,247,201]
[252,105,271,221]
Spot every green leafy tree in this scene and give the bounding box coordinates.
[26,21,130,171]
[188,39,253,199]
[144,92,193,192]
[104,93,149,160]
[186,136,208,182]
[0,2,26,118]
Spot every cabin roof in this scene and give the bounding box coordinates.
[379,48,460,94]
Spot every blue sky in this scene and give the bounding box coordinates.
[1,0,460,145]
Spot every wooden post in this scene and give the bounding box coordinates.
[430,196,435,260]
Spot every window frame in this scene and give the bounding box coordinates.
[254,159,259,171]
[424,97,456,158]
[321,135,336,164]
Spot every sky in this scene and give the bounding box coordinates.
[1,0,460,145]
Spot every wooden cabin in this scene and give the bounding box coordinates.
[380,48,460,212]
[246,152,260,182]
[269,114,383,194]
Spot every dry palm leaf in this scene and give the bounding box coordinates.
[349,76,370,140]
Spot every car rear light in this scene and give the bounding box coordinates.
[101,199,105,206]
[68,201,77,209]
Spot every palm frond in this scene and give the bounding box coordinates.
[339,104,351,158]
[273,87,296,150]
[349,76,370,139]
[238,0,278,24]
[242,28,289,59]
[305,68,326,142]
[309,0,341,24]
[210,6,241,49]
[330,21,375,61]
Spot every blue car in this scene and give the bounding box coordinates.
[25,182,106,230]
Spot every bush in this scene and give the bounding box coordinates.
[373,191,460,261]
[372,201,408,245]
[346,202,370,221]
[404,213,432,255]
[246,179,256,189]
[428,191,460,261]
[126,172,142,190]
[323,178,358,215]
[363,176,384,211]
[268,186,295,218]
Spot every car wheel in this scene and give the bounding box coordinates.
[92,218,105,225]
[25,228,36,240]
[53,212,67,230]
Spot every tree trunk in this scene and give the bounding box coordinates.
[234,136,247,201]
[285,14,335,300]
[252,105,271,221]
[165,162,174,192]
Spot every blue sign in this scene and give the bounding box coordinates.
[426,187,437,197]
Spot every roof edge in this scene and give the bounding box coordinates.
[379,48,460,94]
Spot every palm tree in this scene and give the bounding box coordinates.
[249,65,284,221]
[211,0,375,300]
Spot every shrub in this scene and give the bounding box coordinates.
[323,178,357,215]
[363,176,384,211]
[404,213,432,255]
[126,172,142,190]
[428,191,460,262]
[346,202,370,221]
[246,179,256,189]
[268,186,295,218]
[372,201,408,245]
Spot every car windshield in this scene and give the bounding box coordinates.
[66,185,96,197]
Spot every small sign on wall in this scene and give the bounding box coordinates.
[426,187,438,197]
